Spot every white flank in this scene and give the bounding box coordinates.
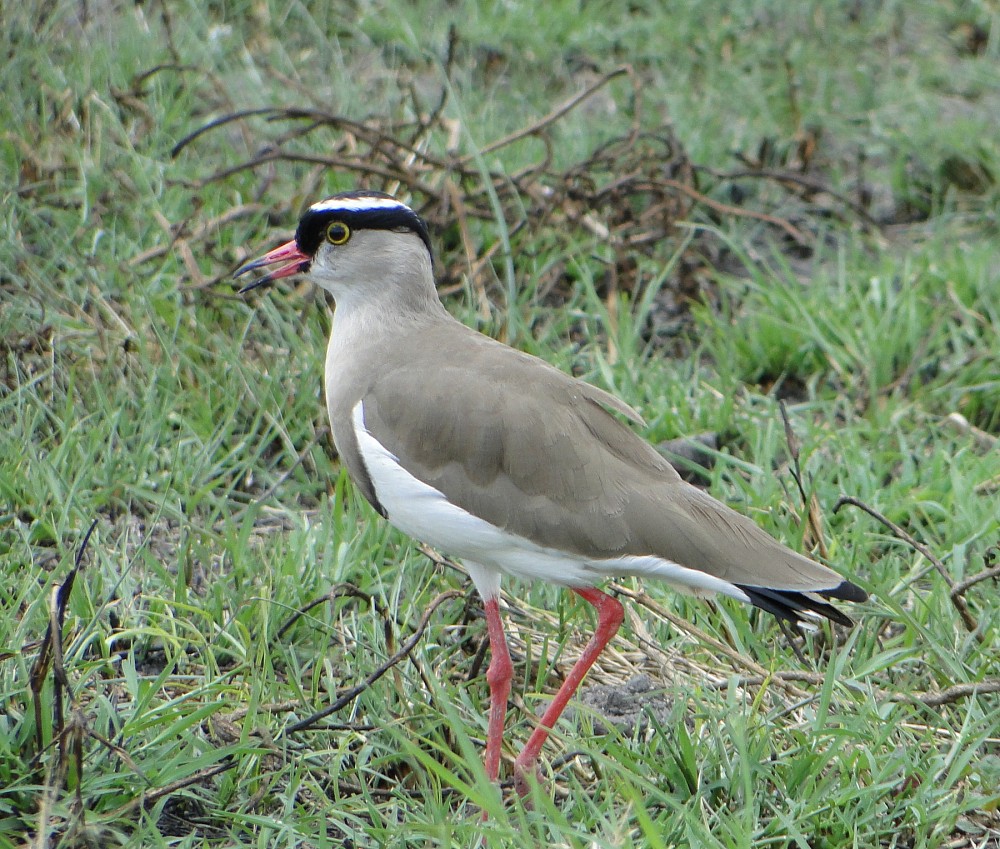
[351,402,751,604]
[309,196,411,214]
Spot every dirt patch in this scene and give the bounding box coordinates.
[575,673,674,736]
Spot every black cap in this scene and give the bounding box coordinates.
[295,191,432,259]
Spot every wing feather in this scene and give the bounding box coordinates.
[355,321,860,598]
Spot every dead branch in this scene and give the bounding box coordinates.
[611,584,811,701]
[274,581,380,641]
[703,165,882,231]
[29,520,99,755]
[161,45,855,316]
[458,65,632,161]
[833,495,983,641]
[779,401,827,558]
[102,760,237,822]
[284,590,463,733]
[911,679,1000,708]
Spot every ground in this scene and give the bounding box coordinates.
[2,1,999,847]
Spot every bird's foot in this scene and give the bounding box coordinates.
[512,758,544,799]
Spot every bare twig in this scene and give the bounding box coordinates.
[703,165,882,230]
[285,590,463,732]
[166,62,865,330]
[170,108,277,158]
[194,149,437,194]
[129,203,267,268]
[713,673,1000,708]
[458,66,632,161]
[611,584,811,701]
[29,520,99,754]
[779,401,827,558]
[912,679,1000,708]
[833,496,982,639]
[275,582,379,641]
[615,578,997,711]
[661,177,809,245]
[950,564,1000,599]
[103,760,237,821]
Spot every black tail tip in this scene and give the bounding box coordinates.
[737,580,867,628]
[823,580,869,604]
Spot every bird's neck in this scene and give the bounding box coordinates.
[323,271,455,405]
[328,274,451,348]
[324,251,447,320]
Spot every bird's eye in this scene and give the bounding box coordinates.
[325,221,351,245]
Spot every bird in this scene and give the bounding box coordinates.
[234,189,867,796]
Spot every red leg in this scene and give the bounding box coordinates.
[482,598,513,783]
[513,587,624,796]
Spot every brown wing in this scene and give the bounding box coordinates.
[358,322,859,599]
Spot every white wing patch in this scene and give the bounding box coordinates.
[351,401,751,604]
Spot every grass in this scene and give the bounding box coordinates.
[2,0,1000,846]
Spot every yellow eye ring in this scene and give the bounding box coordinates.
[325,221,350,245]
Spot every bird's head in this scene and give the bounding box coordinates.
[235,191,433,302]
